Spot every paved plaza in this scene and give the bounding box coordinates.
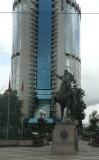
[0,140,99,160]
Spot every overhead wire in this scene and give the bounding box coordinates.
[0,12,99,14]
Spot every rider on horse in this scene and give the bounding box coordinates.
[54,69,76,95]
[52,69,76,121]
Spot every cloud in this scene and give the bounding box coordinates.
[0,1,12,93]
[0,0,13,12]
[0,57,10,93]
[0,53,11,93]
[81,57,99,106]
[76,0,99,107]
[0,14,12,55]
[83,104,99,125]
[0,1,13,42]
[76,0,99,124]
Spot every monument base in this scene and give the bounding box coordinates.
[52,123,79,155]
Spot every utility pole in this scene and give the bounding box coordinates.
[7,92,10,139]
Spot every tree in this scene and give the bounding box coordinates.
[0,90,22,136]
[0,94,7,128]
[73,85,86,129]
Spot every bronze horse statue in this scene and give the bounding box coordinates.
[51,70,76,122]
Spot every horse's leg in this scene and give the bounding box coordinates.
[61,107,64,122]
[51,96,56,105]
[66,107,71,120]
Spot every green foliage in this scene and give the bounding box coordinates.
[23,122,54,141]
[23,125,33,139]
[88,117,99,140]
[0,90,22,137]
[72,85,86,128]
[8,91,22,131]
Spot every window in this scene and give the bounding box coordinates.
[65,59,70,67]
[66,68,70,72]
[71,60,75,68]
[24,0,27,4]
[23,0,27,10]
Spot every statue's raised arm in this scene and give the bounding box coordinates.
[53,69,76,87]
[54,72,63,80]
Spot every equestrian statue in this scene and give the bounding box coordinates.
[51,69,76,122]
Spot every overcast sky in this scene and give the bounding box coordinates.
[76,0,99,124]
[0,0,99,124]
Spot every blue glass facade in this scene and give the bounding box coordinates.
[64,4,80,57]
[37,0,52,99]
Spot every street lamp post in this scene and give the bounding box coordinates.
[22,112,25,137]
[7,92,10,139]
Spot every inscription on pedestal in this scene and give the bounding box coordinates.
[60,130,68,140]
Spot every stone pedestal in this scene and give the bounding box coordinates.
[52,123,79,155]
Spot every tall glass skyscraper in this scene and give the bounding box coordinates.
[11,0,81,118]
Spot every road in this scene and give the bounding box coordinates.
[0,140,98,160]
